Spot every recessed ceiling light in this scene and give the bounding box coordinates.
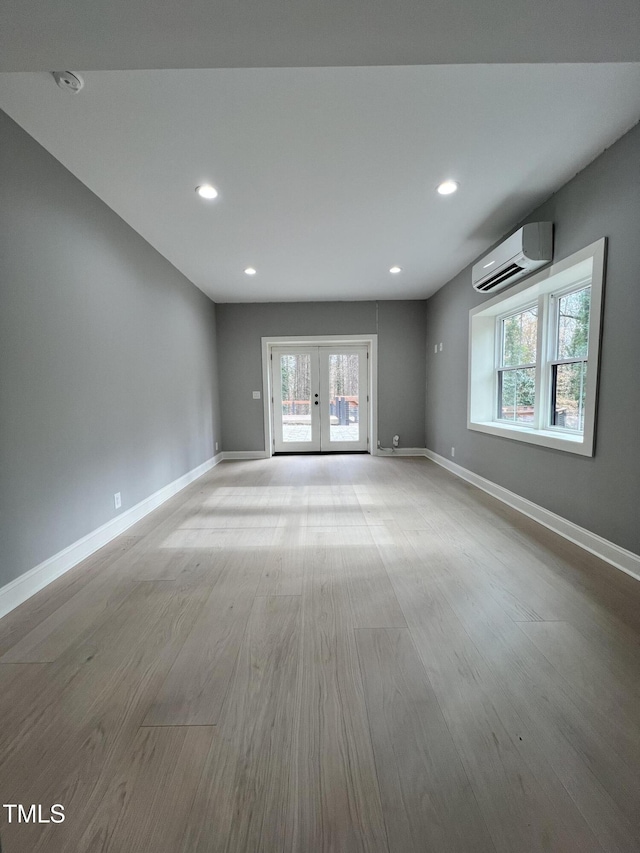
[244,267,257,276]
[389,266,402,274]
[437,180,459,196]
[195,184,218,200]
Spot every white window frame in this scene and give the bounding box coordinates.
[468,238,606,456]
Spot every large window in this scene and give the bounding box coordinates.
[468,239,605,456]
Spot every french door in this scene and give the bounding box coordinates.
[271,345,369,453]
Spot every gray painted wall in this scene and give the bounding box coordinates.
[0,111,221,587]
[425,121,640,555]
[216,300,426,452]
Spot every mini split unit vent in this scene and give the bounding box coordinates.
[472,223,553,293]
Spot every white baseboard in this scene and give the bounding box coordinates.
[221,450,269,460]
[0,452,223,620]
[423,449,640,582]
[376,447,427,457]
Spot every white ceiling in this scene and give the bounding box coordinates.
[2,0,640,70]
[1,1,640,302]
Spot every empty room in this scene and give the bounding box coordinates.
[1,2,640,851]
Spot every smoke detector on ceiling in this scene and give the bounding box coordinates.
[52,71,84,94]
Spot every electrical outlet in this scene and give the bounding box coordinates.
[451,447,455,457]
[215,441,219,451]
[252,390,261,399]
[392,434,400,447]
[434,344,438,354]
[439,342,443,352]
[114,492,122,510]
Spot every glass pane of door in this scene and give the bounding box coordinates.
[328,353,361,443]
[280,353,312,443]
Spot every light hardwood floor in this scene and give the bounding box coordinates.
[1,455,639,852]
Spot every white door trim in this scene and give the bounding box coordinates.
[261,334,378,457]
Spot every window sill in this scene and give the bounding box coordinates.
[468,420,594,456]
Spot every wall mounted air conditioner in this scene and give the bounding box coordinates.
[472,222,553,293]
